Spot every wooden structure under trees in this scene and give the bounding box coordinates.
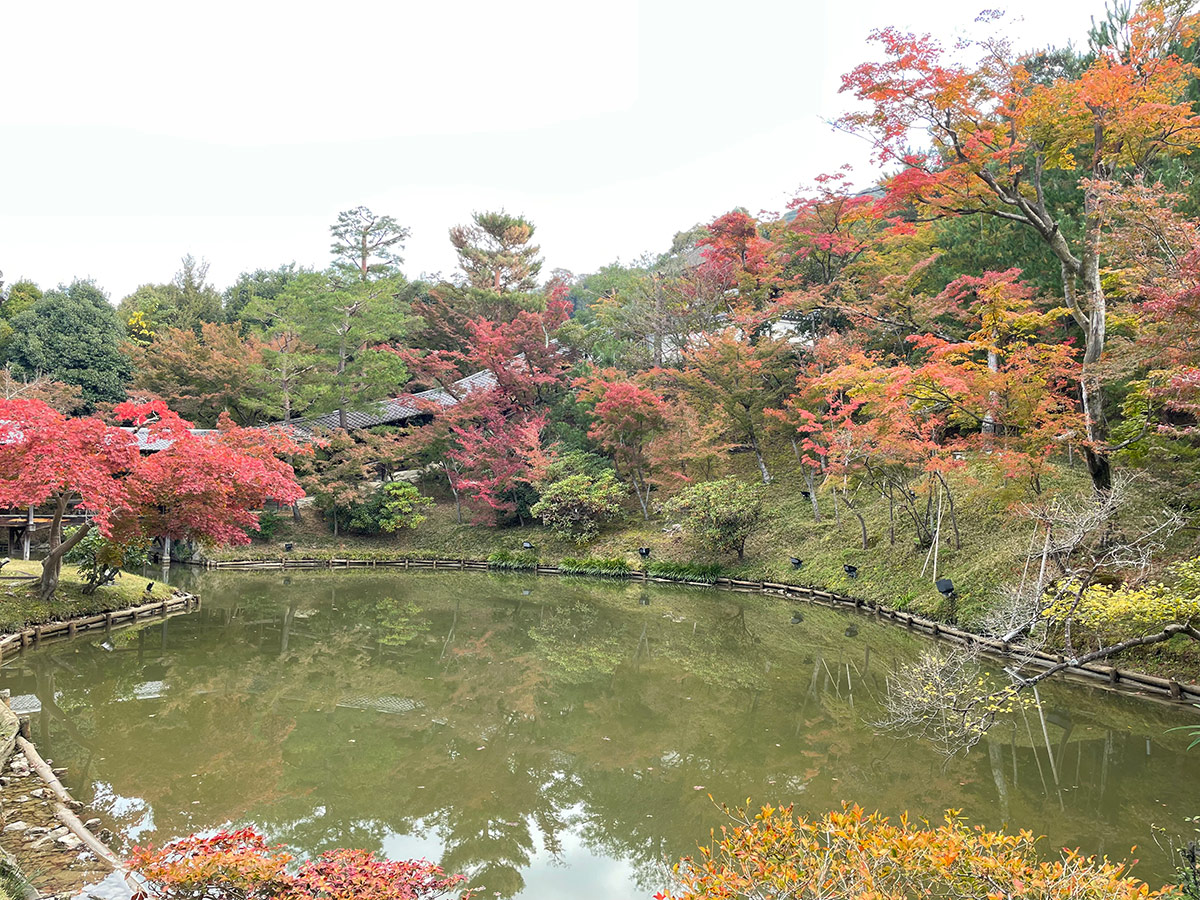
[0,511,89,561]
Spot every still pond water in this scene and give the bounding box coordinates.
[2,570,1198,897]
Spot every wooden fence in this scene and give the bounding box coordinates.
[198,556,1200,706]
[0,594,199,663]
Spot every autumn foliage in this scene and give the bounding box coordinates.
[658,803,1176,900]
[0,397,304,599]
[128,829,470,900]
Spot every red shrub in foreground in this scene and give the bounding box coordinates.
[128,829,293,900]
[285,849,468,900]
[129,830,471,900]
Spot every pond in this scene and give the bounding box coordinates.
[2,570,1198,897]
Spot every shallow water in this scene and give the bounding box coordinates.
[3,569,1198,897]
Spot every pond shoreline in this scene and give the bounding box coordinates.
[197,555,1200,707]
[0,593,197,898]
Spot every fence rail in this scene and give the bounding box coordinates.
[0,594,199,662]
[197,556,1200,705]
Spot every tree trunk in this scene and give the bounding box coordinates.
[630,469,651,520]
[747,430,771,485]
[442,462,463,525]
[652,276,665,368]
[38,498,90,603]
[337,309,351,430]
[982,344,998,444]
[804,468,821,522]
[839,490,868,550]
[936,474,962,550]
[1063,186,1111,495]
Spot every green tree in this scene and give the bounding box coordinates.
[0,277,41,321]
[117,256,223,336]
[64,530,149,595]
[167,255,224,330]
[664,477,767,560]
[247,270,411,429]
[223,263,306,324]
[0,277,42,354]
[241,272,326,425]
[5,280,132,407]
[451,210,541,294]
[348,482,434,534]
[531,470,627,544]
[330,206,410,284]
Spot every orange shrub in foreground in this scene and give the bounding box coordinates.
[658,803,1178,900]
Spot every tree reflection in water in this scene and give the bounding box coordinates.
[3,570,1196,896]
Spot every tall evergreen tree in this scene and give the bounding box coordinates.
[5,280,132,408]
[329,206,410,284]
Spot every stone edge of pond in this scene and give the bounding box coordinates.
[0,593,197,898]
[197,556,1200,708]
[0,700,119,899]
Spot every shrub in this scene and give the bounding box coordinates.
[253,511,286,542]
[659,803,1171,900]
[347,483,434,535]
[487,550,539,570]
[646,561,723,583]
[1044,555,1200,642]
[286,849,466,900]
[531,471,627,545]
[558,556,633,577]
[662,478,766,559]
[127,828,293,900]
[129,829,469,900]
[64,530,149,595]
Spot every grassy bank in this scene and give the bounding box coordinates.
[216,465,1067,617]
[207,463,1199,682]
[0,560,151,633]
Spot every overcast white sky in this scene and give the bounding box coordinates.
[1,0,1104,301]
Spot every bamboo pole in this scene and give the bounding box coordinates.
[16,736,124,870]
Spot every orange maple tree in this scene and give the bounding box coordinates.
[838,1,1200,491]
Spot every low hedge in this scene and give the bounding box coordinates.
[558,557,634,577]
[486,550,539,571]
[645,561,723,583]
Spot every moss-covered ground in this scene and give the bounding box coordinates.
[0,559,151,633]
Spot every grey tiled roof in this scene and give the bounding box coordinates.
[125,426,219,452]
[281,367,498,437]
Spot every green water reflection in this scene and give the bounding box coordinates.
[2,570,1197,896]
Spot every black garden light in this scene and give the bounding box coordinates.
[284,542,294,552]
[843,564,859,578]
[638,547,651,558]
[790,556,803,569]
[936,577,958,624]
[522,541,535,551]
